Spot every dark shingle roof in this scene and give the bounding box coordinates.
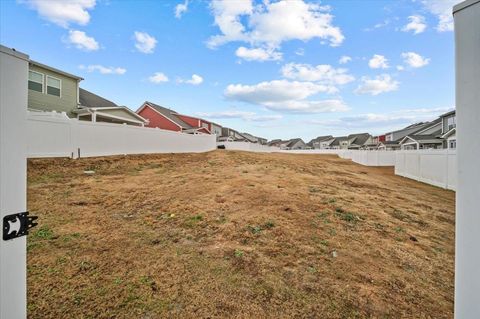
[347,133,371,146]
[79,88,118,108]
[286,138,305,148]
[144,101,193,129]
[308,135,334,146]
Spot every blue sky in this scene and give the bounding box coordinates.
[0,0,458,141]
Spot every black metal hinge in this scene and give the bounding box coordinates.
[3,212,38,241]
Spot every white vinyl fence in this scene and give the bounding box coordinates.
[395,149,457,191]
[282,148,456,190]
[27,111,217,158]
[218,141,280,152]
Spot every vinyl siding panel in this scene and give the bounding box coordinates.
[28,64,79,116]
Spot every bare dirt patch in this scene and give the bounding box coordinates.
[27,151,455,318]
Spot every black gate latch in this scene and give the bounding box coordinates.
[3,212,38,241]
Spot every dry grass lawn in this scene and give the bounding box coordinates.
[27,151,455,318]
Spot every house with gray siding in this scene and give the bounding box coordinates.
[28,60,83,116]
[27,57,147,126]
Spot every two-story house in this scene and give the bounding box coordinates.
[27,56,146,126]
[439,110,456,149]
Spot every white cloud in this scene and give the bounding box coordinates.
[178,74,204,85]
[368,54,389,69]
[197,110,282,122]
[134,31,157,54]
[224,80,347,113]
[225,80,336,104]
[421,0,458,32]
[235,46,282,61]
[339,55,351,64]
[401,52,430,68]
[79,64,126,75]
[175,0,188,19]
[281,63,355,85]
[66,30,99,51]
[264,99,349,113]
[148,72,169,84]
[396,65,405,71]
[402,15,427,34]
[21,0,96,28]
[355,74,399,96]
[208,0,344,50]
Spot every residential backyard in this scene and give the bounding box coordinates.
[26,151,455,319]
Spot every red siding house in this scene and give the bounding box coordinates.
[136,101,210,134]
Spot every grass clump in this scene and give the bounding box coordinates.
[335,208,361,223]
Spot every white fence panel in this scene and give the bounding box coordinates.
[219,141,280,153]
[394,150,456,191]
[27,111,217,158]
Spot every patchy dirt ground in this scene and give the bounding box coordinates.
[27,151,455,319]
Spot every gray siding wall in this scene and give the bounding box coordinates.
[28,64,79,117]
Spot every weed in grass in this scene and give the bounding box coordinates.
[234,249,244,258]
[263,220,275,229]
[32,226,54,240]
[114,278,123,285]
[395,226,405,233]
[320,240,329,246]
[190,214,203,222]
[248,225,263,234]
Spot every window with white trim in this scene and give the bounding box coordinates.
[46,76,61,97]
[28,70,43,93]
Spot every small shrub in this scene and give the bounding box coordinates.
[263,220,275,229]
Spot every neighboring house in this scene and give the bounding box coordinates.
[241,132,268,144]
[74,88,148,126]
[330,136,349,149]
[399,119,443,150]
[308,135,334,149]
[175,113,212,134]
[210,122,223,137]
[28,59,83,116]
[220,127,248,141]
[384,122,430,142]
[347,133,372,149]
[439,110,456,149]
[27,59,147,126]
[268,139,283,147]
[136,101,210,134]
[377,141,401,150]
[284,138,307,150]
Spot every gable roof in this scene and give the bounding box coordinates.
[286,138,305,148]
[347,133,371,146]
[400,134,443,145]
[308,135,334,146]
[79,88,118,108]
[141,101,193,129]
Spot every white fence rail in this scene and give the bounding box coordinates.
[218,141,280,153]
[395,149,456,191]
[27,111,217,158]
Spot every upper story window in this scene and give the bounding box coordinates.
[46,76,61,97]
[28,71,43,93]
[447,116,456,130]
